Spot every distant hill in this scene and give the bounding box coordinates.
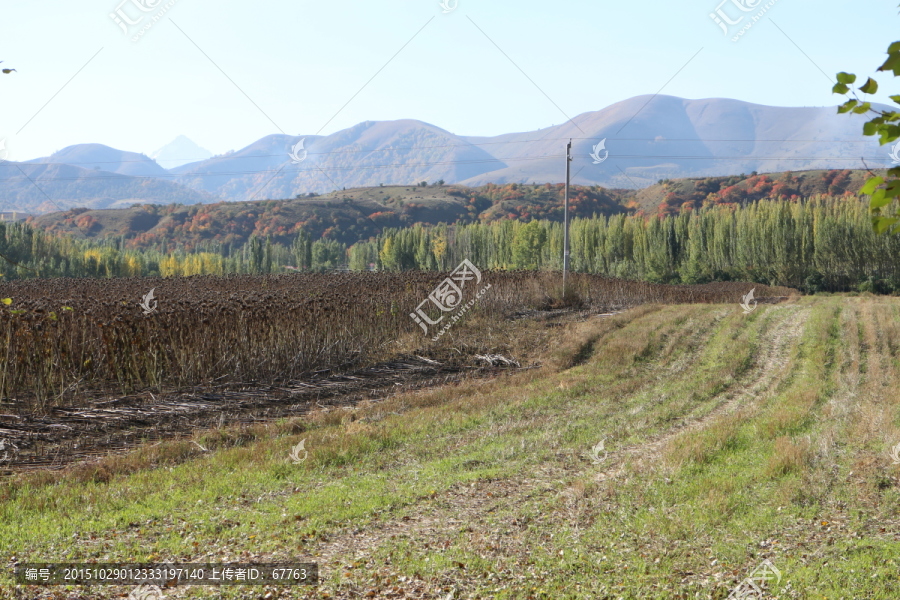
[150,136,212,170]
[26,170,877,250]
[27,143,169,177]
[28,183,630,249]
[7,95,892,214]
[168,121,503,201]
[458,96,887,188]
[164,97,893,200]
[0,160,217,214]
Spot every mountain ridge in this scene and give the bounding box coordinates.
[2,95,891,214]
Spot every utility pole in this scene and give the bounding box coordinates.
[563,139,572,295]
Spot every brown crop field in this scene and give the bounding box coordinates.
[0,272,795,414]
[0,272,796,477]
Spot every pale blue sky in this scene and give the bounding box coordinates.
[1,0,898,161]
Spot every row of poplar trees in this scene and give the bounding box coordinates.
[1,195,899,292]
[354,195,900,292]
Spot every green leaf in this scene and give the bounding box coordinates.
[878,124,900,145]
[62,306,73,311]
[9,310,25,315]
[0,298,11,306]
[838,99,858,114]
[879,52,900,76]
[863,122,879,136]
[852,102,872,114]
[860,176,885,195]
[832,82,850,95]
[48,312,57,321]
[836,72,857,84]
[890,95,900,104]
[874,216,899,234]
[870,189,891,209]
[885,179,900,198]
[860,78,879,94]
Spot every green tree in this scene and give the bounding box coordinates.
[311,239,346,269]
[379,236,399,271]
[511,220,547,269]
[291,229,312,269]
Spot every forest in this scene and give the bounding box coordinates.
[0,193,897,293]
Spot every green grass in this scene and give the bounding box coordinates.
[3,296,900,599]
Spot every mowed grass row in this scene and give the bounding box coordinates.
[2,295,899,599]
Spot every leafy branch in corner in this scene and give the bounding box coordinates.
[834,27,900,234]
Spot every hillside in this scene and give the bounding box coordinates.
[26,169,878,251]
[26,143,169,177]
[633,168,877,215]
[28,183,632,250]
[0,159,218,214]
[169,122,504,202]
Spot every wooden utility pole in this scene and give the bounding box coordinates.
[563,139,572,295]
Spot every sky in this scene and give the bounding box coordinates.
[1,0,899,162]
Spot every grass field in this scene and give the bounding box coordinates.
[2,293,900,599]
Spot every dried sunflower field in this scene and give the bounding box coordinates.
[0,271,795,414]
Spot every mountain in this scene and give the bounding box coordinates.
[163,98,889,201]
[169,120,502,201]
[150,136,213,170]
[457,95,889,188]
[27,143,169,178]
[0,160,217,213]
[6,95,893,213]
